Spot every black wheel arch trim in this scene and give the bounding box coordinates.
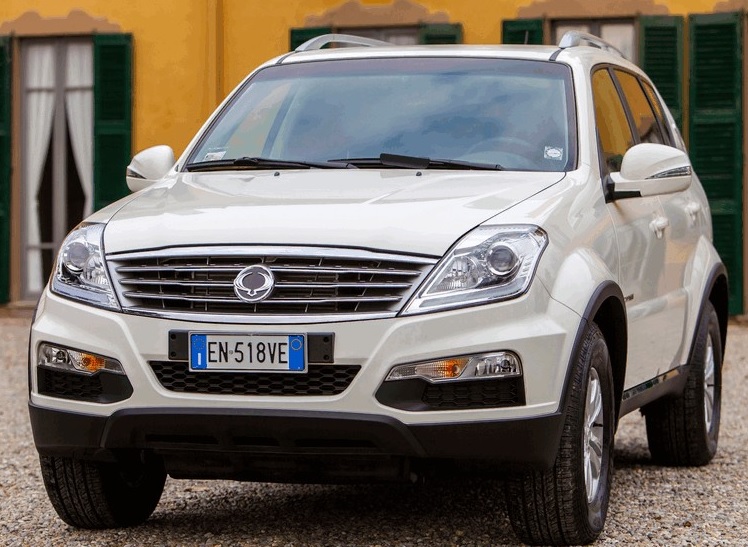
[699,262,728,360]
[558,281,627,423]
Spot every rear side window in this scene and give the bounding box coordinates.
[592,69,634,172]
[640,80,676,147]
[614,70,666,146]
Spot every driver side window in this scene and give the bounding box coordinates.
[592,69,635,173]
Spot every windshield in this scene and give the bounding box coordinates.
[188,57,577,172]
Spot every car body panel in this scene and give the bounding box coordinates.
[103,170,565,256]
[30,284,581,422]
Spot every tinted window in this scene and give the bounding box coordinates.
[189,58,577,172]
[592,69,634,172]
[640,80,674,147]
[615,70,665,145]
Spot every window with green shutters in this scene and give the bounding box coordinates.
[638,16,684,130]
[419,23,462,44]
[689,12,743,314]
[0,37,10,304]
[93,34,132,212]
[502,19,544,45]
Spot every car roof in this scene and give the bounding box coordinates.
[279,44,563,64]
[273,42,642,75]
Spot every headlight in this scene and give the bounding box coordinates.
[402,225,547,314]
[51,223,119,310]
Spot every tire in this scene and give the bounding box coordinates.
[39,452,166,528]
[505,322,615,546]
[644,301,722,466]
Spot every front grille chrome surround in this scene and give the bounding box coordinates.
[108,246,437,323]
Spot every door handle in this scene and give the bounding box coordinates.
[649,216,670,239]
[685,202,702,222]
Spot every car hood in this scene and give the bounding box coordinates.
[104,170,565,257]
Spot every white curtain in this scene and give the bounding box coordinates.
[65,42,94,217]
[24,43,56,294]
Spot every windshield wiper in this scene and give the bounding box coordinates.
[328,153,503,171]
[184,156,352,172]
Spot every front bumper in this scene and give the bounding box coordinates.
[29,282,581,472]
[29,404,565,477]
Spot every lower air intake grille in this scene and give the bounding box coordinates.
[149,361,360,396]
[37,366,133,404]
[422,378,525,409]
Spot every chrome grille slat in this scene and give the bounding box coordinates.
[108,247,437,321]
[268,266,421,276]
[116,265,246,273]
[123,291,403,304]
[119,279,235,288]
[116,265,421,276]
[276,282,412,289]
[120,280,412,290]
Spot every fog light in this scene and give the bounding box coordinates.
[386,351,522,383]
[38,343,124,375]
[473,353,521,377]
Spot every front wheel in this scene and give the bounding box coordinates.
[505,322,615,545]
[40,452,166,528]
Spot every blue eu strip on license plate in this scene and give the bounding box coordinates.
[189,333,306,372]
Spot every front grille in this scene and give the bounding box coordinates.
[149,361,360,396]
[109,247,435,319]
[423,378,525,409]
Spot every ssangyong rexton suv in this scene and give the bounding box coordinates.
[29,32,728,545]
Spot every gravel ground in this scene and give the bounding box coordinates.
[2,310,746,546]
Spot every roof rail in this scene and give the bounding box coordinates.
[295,33,390,52]
[557,31,624,58]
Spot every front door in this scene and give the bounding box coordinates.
[21,38,93,300]
[592,67,679,388]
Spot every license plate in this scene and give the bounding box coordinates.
[189,333,306,372]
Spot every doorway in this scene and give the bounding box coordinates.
[21,38,93,299]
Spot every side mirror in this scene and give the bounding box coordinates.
[608,143,692,200]
[126,145,175,192]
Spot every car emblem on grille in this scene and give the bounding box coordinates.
[234,265,275,303]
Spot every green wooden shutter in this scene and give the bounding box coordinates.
[419,23,463,44]
[502,19,543,45]
[93,34,132,212]
[0,37,10,304]
[638,16,684,130]
[289,27,332,51]
[689,12,743,314]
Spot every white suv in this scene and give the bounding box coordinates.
[29,33,727,545]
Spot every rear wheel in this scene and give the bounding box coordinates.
[505,322,614,545]
[40,453,166,528]
[644,301,722,466]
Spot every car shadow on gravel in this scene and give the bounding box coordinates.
[135,436,693,547]
[141,478,517,545]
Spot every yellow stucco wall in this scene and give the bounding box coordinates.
[0,0,216,156]
[220,0,726,96]
[0,0,735,156]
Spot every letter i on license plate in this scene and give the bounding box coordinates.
[189,333,306,372]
